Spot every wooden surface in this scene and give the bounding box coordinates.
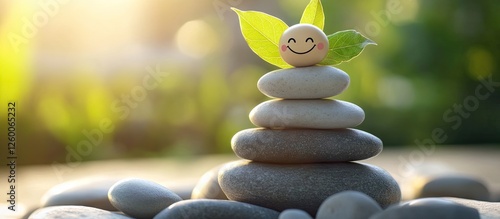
[1,147,499,218]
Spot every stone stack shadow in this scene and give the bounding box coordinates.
[218,66,401,215]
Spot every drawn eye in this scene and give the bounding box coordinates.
[306,37,314,43]
[288,38,296,43]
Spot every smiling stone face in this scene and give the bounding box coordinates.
[279,24,329,67]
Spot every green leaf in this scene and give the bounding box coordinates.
[300,0,325,30]
[319,30,376,66]
[232,8,292,69]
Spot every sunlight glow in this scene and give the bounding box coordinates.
[175,20,220,59]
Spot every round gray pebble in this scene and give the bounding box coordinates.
[444,197,500,219]
[316,191,382,219]
[231,128,382,163]
[278,209,312,219]
[219,160,400,216]
[191,165,228,200]
[417,175,490,201]
[108,178,182,219]
[153,199,279,219]
[28,206,133,219]
[369,198,480,219]
[41,177,121,211]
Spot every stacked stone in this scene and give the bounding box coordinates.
[218,66,401,215]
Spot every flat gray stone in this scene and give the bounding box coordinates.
[279,209,313,219]
[257,66,350,99]
[369,198,480,219]
[191,165,228,200]
[108,178,182,219]
[153,199,279,219]
[232,128,382,163]
[28,206,133,219]
[444,198,500,219]
[250,99,365,129]
[416,175,490,201]
[219,160,400,216]
[316,191,382,219]
[41,177,121,211]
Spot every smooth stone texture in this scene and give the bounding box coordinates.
[416,175,490,201]
[108,178,182,219]
[219,160,400,215]
[257,66,349,99]
[153,199,279,219]
[250,99,365,129]
[232,128,382,163]
[279,209,313,219]
[28,206,133,219]
[41,177,120,211]
[191,165,228,200]
[444,197,500,219]
[317,191,382,219]
[369,198,480,219]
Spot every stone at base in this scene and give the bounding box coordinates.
[416,175,490,201]
[369,198,480,219]
[108,178,182,219]
[153,199,279,219]
[219,160,400,216]
[191,165,228,200]
[444,197,500,219]
[231,128,382,163]
[316,191,382,219]
[28,206,133,219]
[41,177,121,211]
[279,209,313,219]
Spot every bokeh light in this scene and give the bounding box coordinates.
[176,20,221,59]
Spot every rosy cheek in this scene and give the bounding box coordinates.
[281,45,287,52]
[317,43,324,50]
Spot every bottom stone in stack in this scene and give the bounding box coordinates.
[219,160,401,215]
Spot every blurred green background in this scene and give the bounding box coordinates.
[0,0,498,165]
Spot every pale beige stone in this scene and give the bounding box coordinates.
[191,165,228,200]
[279,24,329,67]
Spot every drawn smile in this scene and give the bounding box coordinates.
[287,44,316,55]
